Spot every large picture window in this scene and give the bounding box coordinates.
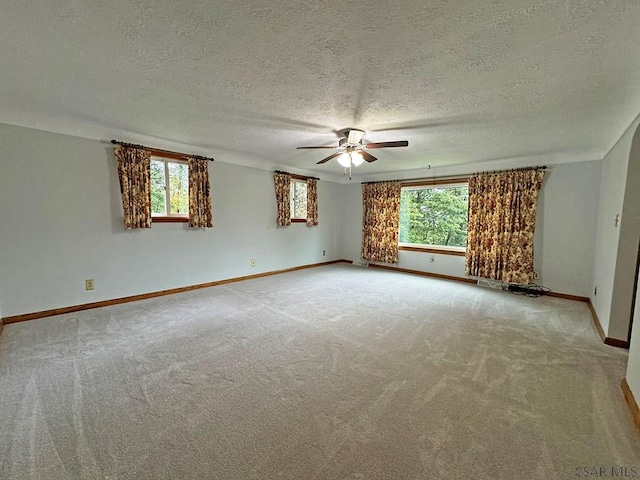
[150,157,189,221]
[399,182,469,252]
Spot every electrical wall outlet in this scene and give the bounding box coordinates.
[322,250,326,256]
[594,286,597,296]
[429,256,435,265]
[250,259,256,267]
[85,279,94,291]
[533,271,540,280]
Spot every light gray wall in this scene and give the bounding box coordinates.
[340,161,601,298]
[628,276,640,408]
[536,161,601,297]
[608,124,640,341]
[623,122,640,407]
[0,123,343,318]
[591,117,640,339]
[340,183,363,262]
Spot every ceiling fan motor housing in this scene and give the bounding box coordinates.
[340,129,366,147]
[346,129,365,145]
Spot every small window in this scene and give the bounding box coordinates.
[399,183,469,252]
[290,179,307,221]
[150,157,189,221]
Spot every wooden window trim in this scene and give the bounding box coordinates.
[402,176,469,187]
[152,216,189,223]
[148,149,190,162]
[398,245,466,256]
[291,218,307,223]
[290,173,309,181]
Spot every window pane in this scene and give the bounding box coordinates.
[168,162,189,215]
[290,180,307,219]
[399,185,469,247]
[150,160,166,215]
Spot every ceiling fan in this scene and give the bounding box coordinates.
[296,129,409,168]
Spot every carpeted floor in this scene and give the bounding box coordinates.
[1,264,638,479]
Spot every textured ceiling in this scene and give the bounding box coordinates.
[1,0,640,180]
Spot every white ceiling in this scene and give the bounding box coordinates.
[1,0,640,180]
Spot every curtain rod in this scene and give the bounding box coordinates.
[478,165,547,174]
[110,140,215,162]
[361,165,547,185]
[274,170,320,181]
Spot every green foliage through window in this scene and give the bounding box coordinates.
[150,158,189,216]
[290,180,307,219]
[168,163,188,214]
[399,185,469,248]
[151,160,166,214]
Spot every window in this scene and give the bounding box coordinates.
[150,157,189,221]
[290,178,307,222]
[399,182,469,253]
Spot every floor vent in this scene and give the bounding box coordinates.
[352,261,370,267]
[477,279,503,289]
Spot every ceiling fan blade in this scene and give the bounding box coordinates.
[317,152,342,164]
[361,150,377,163]
[363,140,409,149]
[347,129,365,144]
[296,146,339,149]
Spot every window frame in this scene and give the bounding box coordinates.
[290,175,307,223]
[398,178,469,256]
[151,155,190,223]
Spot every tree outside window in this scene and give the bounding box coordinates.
[151,158,189,218]
[399,184,468,249]
[290,179,307,220]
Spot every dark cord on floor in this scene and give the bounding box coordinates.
[501,282,552,298]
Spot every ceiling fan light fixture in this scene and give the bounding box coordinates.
[350,151,364,166]
[337,152,351,168]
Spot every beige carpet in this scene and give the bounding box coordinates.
[1,264,638,479]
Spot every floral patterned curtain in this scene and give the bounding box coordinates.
[274,172,291,227]
[306,178,318,226]
[187,158,213,228]
[114,146,152,230]
[361,181,401,264]
[465,169,545,284]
